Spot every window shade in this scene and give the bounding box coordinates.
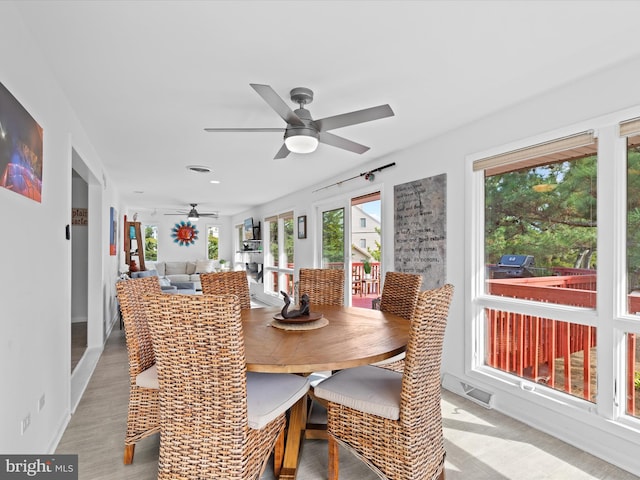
[265,211,293,223]
[473,131,596,176]
[620,117,640,138]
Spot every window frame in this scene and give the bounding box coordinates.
[466,126,610,415]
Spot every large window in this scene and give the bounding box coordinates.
[264,211,294,296]
[475,131,598,402]
[623,119,640,418]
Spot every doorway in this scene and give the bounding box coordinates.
[71,168,88,372]
[350,192,381,308]
[318,190,382,307]
[70,148,104,411]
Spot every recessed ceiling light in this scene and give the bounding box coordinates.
[186,165,212,173]
[210,180,220,184]
[133,190,144,194]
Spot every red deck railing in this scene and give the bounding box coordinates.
[487,276,597,400]
[486,274,638,407]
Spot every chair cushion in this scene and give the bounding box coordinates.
[246,372,310,429]
[313,365,402,420]
[135,364,159,389]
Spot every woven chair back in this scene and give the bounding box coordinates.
[200,271,251,309]
[144,293,281,479]
[115,276,162,381]
[299,268,344,306]
[379,271,423,320]
[401,284,454,426]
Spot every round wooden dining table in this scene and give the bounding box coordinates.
[242,305,410,480]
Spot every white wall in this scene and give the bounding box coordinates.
[232,57,640,475]
[0,3,121,453]
[131,210,234,266]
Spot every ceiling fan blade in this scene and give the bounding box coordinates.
[274,143,291,159]
[204,127,285,132]
[318,132,370,154]
[314,104,394,132]
[250,84,305,127]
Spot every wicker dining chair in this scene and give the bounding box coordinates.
[144,293,310,480]
[298,268,345,306]
[115,276,163,464]
[200,271,252,309]
[373,271,423,373]
[314,284,454,480]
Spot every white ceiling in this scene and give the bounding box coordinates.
[14,0,640,216]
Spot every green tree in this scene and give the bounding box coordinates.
[284,217,294,266]
[485,155,597,271]
[627,146,640,288]
[322,208,344,263]
[144,225,157,261]
[367,226,382,261]
[207,227,218,260]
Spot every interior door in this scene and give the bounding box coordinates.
[317,191,382,307]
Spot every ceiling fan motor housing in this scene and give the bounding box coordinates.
[290,87,314,106]
[285,108,318,138]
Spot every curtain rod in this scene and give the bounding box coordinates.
[312,162,396,193]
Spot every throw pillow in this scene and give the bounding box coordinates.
[165,262,187,275]
[158,276,171,287]
[186,262,197,275]
[195,259,214,273]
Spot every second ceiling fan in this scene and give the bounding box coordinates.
[164,204,218,222]
[205,84,394,159]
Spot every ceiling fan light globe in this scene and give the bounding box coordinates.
[284,129,319,154]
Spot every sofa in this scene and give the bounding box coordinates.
[152,260,222,292]
[130,269,197,294]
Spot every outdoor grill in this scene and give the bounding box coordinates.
[491,254,535,279]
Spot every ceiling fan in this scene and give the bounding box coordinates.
[164,204,218,222]
[205,84,394,159]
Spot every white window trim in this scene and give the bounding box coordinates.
[465,114,640,445]
[264,211,294,297]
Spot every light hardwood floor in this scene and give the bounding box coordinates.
[57,326,640,480]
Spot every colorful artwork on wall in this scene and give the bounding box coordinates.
[0,82,43,202]
[171,221,199,247]
[109,207,117,256]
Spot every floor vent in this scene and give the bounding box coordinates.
[442,374,494,409]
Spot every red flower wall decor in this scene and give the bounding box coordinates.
[171,221,198,246]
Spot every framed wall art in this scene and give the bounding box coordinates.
[298,215,307,239]
[0,81,43,202]
[394,173,447,290]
